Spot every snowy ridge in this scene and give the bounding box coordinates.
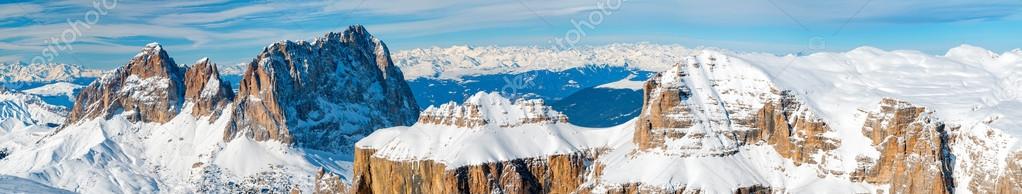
[736,45,1022,146]
[358,92,626,168]
[23,82,83,99]
[417,92,567,128]
[0,90,66,126]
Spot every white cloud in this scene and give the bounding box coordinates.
[150,4,276,25]
[0,3,44,19]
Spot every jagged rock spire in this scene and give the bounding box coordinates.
[183,57,234,121]
[225,25,419,151]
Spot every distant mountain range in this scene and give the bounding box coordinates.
[0,63,103,83]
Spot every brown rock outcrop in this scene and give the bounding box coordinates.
[994,152,1022,193]
[64,43,186,126]
[183,58,234,121]
[351,148,592,194]
[632,67,694,150]
[852,98,955,194]
[225,25,419,150]
[750,91,839,166]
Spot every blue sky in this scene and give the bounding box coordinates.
[1,0,1021,69]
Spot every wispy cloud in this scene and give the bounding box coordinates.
[367,1,597,37]
[0,3,44,20]
[150,4,276,25]
[1,0,1021,67]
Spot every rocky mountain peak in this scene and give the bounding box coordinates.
[418,92,568,128]
[226,25,419,151]
[127,42,183,80]
[64,43,187,126]
[183,57,234,120]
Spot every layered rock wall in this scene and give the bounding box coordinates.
[352,148,591,194]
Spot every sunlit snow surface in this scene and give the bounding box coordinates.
[0,104,353,193]
[0,175,74,194]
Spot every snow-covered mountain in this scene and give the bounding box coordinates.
[18,82,85,110]
[0,63,103,83]
[0,89,67,175]
[350,47,1022,193]
[0,88,67,127]
[0,25,420,193]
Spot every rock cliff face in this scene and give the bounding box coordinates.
[350,92,596,194]
[853,98,954,194]
[225,25,419,150]
[750,91,839,166]
[631,56,776,157]
[352,149,591,194]
[183,58,234,121]
[65,43,186,126]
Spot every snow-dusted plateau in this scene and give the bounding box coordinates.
[1,25,1021,194]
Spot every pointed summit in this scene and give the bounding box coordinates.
[126,42,182,80]
[64,43,187,126]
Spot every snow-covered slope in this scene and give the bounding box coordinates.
[0,89,67,126]
[0,175,74,194]
[737,45,1022,144]
[0,63,103,83]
